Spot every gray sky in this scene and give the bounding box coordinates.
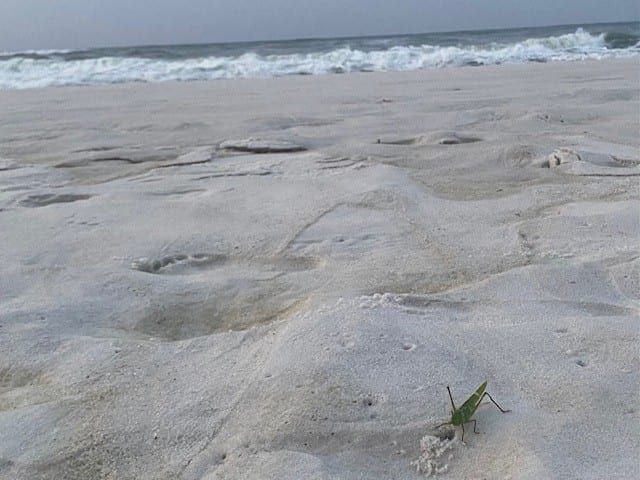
[1,0,638,51]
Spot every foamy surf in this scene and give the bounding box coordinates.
[1,25,637,89]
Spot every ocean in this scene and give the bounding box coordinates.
[1,21,638,90]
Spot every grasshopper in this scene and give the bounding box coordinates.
[437,381,510,442]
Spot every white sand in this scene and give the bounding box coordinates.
[0,59,638,479]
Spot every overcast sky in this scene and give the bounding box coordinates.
[1,0,638,51]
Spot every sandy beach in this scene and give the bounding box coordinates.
[0,58,638,479]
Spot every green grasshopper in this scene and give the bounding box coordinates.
[437,381,510,442]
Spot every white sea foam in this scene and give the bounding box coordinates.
[0,48,73,56]
[1,29,637,89]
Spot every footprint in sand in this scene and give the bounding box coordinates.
[375,132,481,146]
[219,138,307,154]
[128,252,320,340]
[545,148,640,176]
[131,253,227,274]
[19,193,93,208]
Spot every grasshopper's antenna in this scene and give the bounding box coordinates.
[446,386,456,410]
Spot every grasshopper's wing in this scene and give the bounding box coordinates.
[458,381,487,419]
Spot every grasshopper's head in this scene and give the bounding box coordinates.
[451,409,464,426]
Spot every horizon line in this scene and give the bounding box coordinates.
[2,19,637,54]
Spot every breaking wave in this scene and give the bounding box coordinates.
[1,27,638,90]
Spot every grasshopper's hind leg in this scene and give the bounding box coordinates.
[481,392,511,413]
